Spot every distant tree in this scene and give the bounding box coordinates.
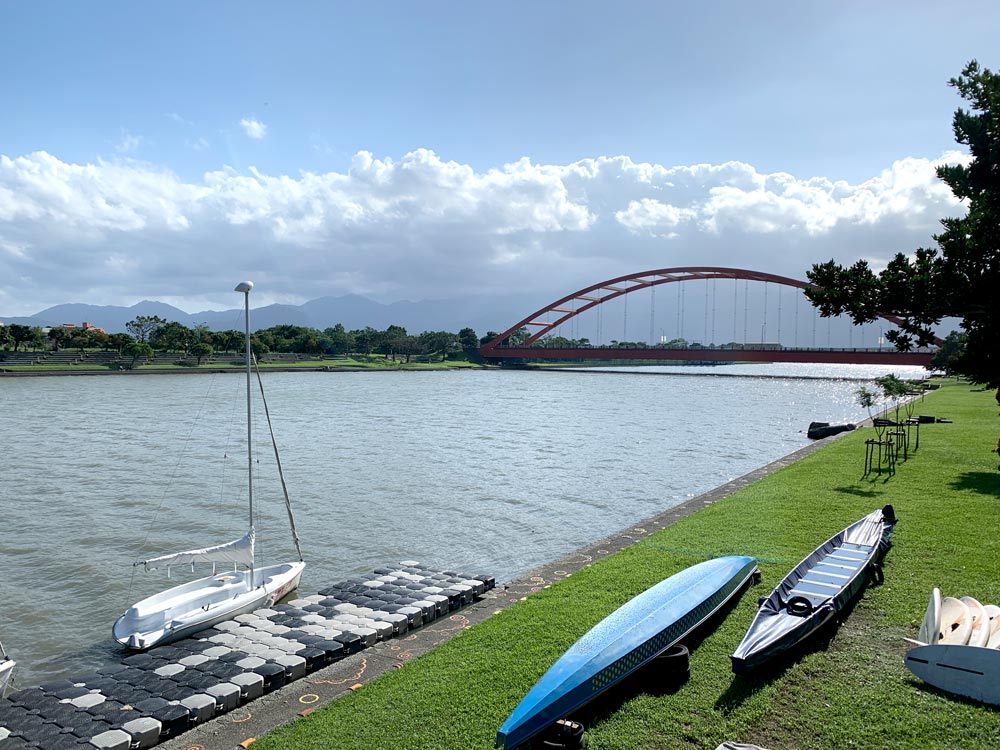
[69,333,90,353]
[47,327,69,352]
[215,329,244,354]
[190,342,213,365]
[804,61,1000,388]
[151,321,192,352]
[87,330,109,351]
[929,331,967,376]
[291,330,321,354]
[322,324,353,356]
[7,324,36,352]
[353,327,379,356]
[419,331,458,361]
[106,332,132,353]
[479,331,500,346]
[395,334,422,364]
[0,325,11,350]
[542,335,574,348]
[193,323,214,345]
[126,315,167,343]
[507,327,529,346]
[249,336,269,358]
[458,327,479,353]
[379,325,408,361]
[122,340,153,368]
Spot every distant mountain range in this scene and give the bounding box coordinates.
[0,293,544,337]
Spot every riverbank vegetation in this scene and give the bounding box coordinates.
[255,381,1000,750]
[0,317,497,370]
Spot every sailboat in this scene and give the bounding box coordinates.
[113,281,305,651]
[0,640,14,698]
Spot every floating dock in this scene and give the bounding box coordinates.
[0,562,494,750]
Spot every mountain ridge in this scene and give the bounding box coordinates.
[0,293,540,337]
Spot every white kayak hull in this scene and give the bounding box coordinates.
[113,560,304,650]
[905,644,1000,706]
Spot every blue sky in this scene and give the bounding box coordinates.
[1,2,998,315]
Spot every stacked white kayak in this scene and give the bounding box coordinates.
[904,588,1000,706]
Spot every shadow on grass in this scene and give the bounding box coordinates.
[715,589,869,714]
[563,574,762,732]
[949,471,1000,498]
[832,485,882,498]
[904,673,1000,713]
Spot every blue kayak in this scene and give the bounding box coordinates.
[496,555,758,749]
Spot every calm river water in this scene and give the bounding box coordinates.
[1,363,927,684]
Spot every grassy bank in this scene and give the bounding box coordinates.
[257,381,1000,750]
[0,356,491,373]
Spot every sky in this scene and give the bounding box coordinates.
[1,2,998,317]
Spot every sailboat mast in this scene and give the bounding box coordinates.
[235,281,255,581]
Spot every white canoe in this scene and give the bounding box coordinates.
[985,604,1000,649]
[914,588,941,646]
[939,596,971,645]
[962,596,990,647]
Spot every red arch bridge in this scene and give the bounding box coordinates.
[478,267,937,366]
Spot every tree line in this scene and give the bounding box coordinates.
[0,315,500,366]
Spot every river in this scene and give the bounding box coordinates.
[0,362,928,684]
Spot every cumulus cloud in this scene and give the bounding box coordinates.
[0,148,967,315]
[239,117,267,140]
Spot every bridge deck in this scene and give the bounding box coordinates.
[479,346,933,366]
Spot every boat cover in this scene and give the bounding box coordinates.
[139,527,254,571]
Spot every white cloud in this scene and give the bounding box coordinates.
[239,118,267,140]
[116,130,142,153]
[189,137,209,151]
[616,198,696,237]
[0,148,967,315]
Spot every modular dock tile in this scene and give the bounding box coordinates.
[0,562,492,750]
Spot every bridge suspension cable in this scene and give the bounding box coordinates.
[649,284,655,346]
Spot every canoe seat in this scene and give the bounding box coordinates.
[785,543,874,609]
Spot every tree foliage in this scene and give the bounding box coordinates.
[123,340,153,368]
[805,60,1000,387]
[125,315,167,343]
[6,324,41,352]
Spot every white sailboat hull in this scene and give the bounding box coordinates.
[0,657,14,698]
[113,560,304,650]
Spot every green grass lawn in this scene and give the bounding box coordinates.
[252,381,1000,750]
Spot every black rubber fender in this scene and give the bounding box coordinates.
[538,718,586,749]
[786,596,814,617]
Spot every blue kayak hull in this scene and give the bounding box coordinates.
[496,555,758,749]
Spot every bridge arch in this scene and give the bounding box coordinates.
[479,266,916,356]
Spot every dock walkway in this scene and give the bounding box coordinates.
[0,563,494,750]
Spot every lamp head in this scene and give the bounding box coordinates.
[235,281,254,294]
